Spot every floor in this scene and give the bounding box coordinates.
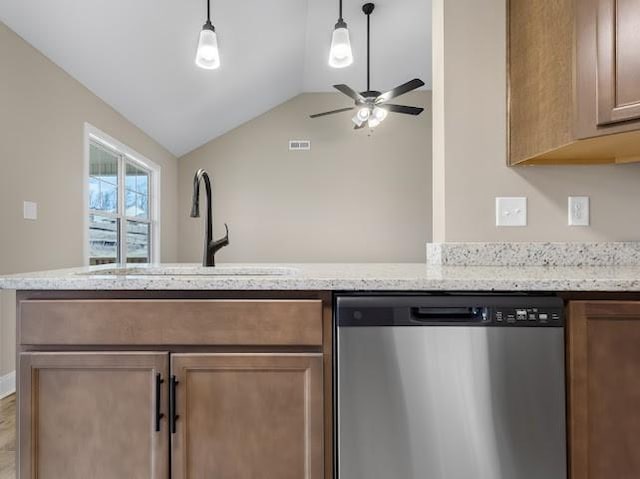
[0,394,15,478]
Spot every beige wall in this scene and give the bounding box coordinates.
[0,22,179,376]
[432,0,640,242]
[178,92,432,263]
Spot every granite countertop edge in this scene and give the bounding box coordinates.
[2,263,640,292]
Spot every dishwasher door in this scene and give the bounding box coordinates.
[336,295,567,479]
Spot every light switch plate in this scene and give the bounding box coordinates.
[496,197,527,226]
[23,201,37,220]
[568,196,589,226]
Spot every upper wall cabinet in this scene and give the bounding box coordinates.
[508,0,640,165]
[594,0,640,126]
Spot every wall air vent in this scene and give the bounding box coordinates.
[289,140,311,151]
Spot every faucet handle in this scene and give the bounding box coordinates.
[211,223,230,254]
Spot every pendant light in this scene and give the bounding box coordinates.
[195,0,220,70]
[328,0,353,68]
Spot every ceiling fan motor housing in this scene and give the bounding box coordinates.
[361,90,381,100]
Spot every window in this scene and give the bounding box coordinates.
[85,125,160,265]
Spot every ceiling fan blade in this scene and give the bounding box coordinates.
[334,84,365,103]
[383,104,425,116]
[309,107,355,118]
[376,78,425,104]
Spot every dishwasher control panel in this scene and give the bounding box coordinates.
[337,295,565,327]
[493,306,563,325]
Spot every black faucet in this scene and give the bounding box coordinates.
[190,169,229,267]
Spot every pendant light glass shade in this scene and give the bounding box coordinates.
[329,20,353,68]
[195,21,220,70]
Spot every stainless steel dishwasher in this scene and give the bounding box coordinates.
[336,294,567,479]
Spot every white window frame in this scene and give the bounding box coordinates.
[83,123,161,265]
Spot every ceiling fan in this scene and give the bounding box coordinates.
[310,2,425,129]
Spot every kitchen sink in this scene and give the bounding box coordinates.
[81,265,299,277]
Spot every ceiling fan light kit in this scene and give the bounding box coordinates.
[312,2,425,130]
[329,0,354,68]
[195,0,221,70]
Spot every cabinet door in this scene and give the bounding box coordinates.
[171,353,323,479]
[568,301,640,479]
[19,352,168,479]
[597,0,640,125]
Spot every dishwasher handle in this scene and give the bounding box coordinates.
[410,306,488,323]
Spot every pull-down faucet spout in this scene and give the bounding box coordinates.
[190,168,229,267]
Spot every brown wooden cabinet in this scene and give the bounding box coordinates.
[15,293,331,479]
[509,0,640,165]
[19,352,169,479]
[171,353,324,479]
[595,0,640,126]
[568,301,640,479]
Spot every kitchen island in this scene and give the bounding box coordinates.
[2,260,640,478]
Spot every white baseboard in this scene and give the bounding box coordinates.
[0,371,16,399]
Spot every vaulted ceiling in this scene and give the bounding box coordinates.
[0,0,431,156]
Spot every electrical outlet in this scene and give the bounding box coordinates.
[23,201,37,220]
[496,197,527,226]
[568,196,589,226]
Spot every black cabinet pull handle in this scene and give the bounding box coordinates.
[170,375,179,434]
[155,373,164,432]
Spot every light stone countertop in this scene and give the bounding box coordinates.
[2,262,640,291]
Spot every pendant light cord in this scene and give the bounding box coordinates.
[207,0,211,22]
[339,0,343,21]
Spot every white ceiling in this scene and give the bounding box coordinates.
[0,0,431,156]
